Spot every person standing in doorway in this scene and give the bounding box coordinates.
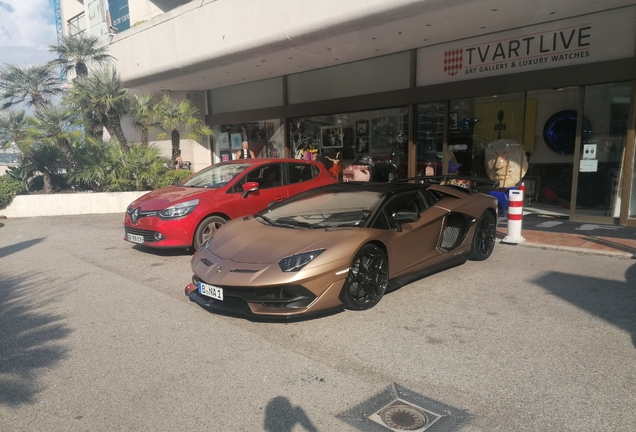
[236,140,255,159]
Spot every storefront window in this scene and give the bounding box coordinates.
[211,119,284,162]
[448,93,527,183]
[576,82,631,219]
[416,102,446,176]
[290,107,409,182]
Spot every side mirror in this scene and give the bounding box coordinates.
[242,181,259,198]
[393,211,420,223]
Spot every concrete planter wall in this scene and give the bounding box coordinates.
[0,191,148,218]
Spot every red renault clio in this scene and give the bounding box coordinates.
[123,158,337,250]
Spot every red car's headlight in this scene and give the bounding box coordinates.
[158,199,199,219]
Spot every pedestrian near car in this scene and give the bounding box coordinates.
[236,141,255,159]
[174,151,184,169]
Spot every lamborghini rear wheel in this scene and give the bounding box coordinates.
[471,210,496,261]
[340,244,389,310]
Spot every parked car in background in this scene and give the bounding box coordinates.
[185,179,498,320]
[123,158,336,250]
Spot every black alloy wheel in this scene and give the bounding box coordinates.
[193,215,228,250]
[340,244,389,310]
[471,210,496,261]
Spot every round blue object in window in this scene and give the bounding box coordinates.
[542,110,592,155]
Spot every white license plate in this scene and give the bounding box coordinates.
[198,282,224,301]
[127,233,144,244]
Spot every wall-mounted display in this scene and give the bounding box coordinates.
[371,117,395,148]
[321,126,343,148]
[356,120,369,136]
[542,110,592,155]
[356,137,369,153]
[217,132,230,150]
[231,133,243,150]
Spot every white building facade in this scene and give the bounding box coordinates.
[60,0,636,226]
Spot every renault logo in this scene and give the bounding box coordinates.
[131,208,140,224]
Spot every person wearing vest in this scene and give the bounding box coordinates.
[236,140,255,159]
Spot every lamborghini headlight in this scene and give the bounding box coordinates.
[278,249,325,272]
[158,199,199,219]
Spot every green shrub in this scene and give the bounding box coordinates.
[155,169,194,189]
[69,141,170,192]
[0,175,25,208]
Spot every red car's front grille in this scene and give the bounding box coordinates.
[124,227,159,243]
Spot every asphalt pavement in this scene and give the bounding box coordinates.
[0,214,635,431]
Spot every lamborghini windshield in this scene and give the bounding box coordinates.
[260,190,383,228]
[181,163,250,188]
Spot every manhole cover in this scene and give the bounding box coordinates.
[337,383,471,432]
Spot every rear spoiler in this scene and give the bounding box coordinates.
[393,176,500,194]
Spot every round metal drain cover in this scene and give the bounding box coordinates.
[380,404,427,430]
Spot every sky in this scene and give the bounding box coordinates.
[0,0,58,67]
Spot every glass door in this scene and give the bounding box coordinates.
[573,82,632,222]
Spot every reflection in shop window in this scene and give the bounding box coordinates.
[211,119,284,162]
[290,107,409,183]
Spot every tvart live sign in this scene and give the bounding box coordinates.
[417,7,635,86]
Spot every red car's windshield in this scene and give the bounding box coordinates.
[182,163,251,188]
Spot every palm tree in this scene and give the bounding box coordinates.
[130,94,158,146]
[65,67,130,151]
[0,108,61,193]
[155,95,213,163]
[0,63,64,109]
[26,105,83,170]
[48,33,114,78]
[13,141,62,194]
[0,109,28,149]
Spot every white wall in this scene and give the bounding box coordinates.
[0,191,147,218]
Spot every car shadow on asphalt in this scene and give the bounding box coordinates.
[0,271,71,406]
[532,263,636,349]
[131,244,193,257]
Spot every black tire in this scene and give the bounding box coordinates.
[471,211,496,261]
[193,215,228,249]
[340,244,389,310]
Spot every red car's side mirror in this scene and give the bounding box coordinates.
[242,181,259,198]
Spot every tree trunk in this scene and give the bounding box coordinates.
[93,113,104,140]
[42,170,53,194]
[141,127,149,146]
[105,110,129,152]
[171,129,180,161]
[57,137,79,170]
[76,62,88,78]
[83,110,95,139]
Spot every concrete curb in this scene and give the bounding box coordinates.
[498,239,635,259]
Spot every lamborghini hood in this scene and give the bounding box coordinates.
[205,217,359,264]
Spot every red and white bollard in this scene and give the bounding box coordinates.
[502,183,525,244]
